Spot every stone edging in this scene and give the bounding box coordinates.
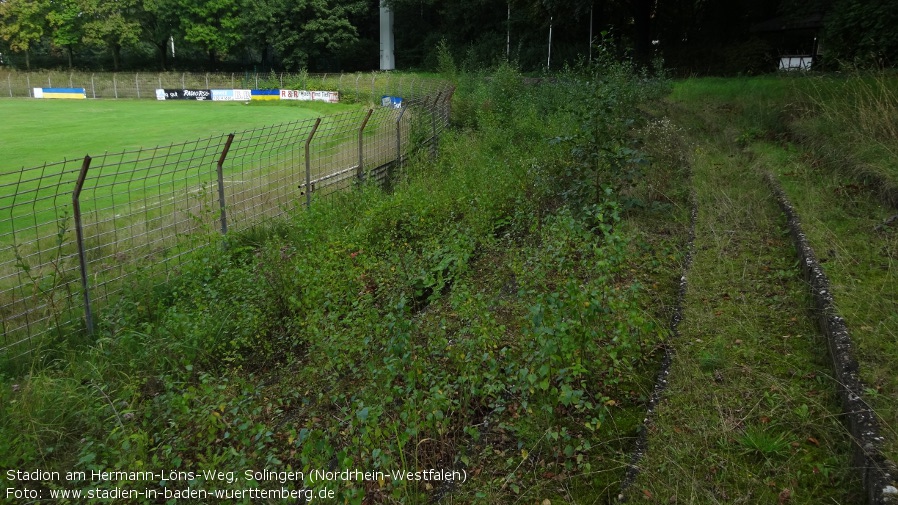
[764,171,898,505]
[618,190,698,502]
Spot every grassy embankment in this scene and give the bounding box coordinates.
[1,62,691,503]
[631,74,897,502]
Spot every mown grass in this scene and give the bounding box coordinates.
[0,98,358,172]
[0,62,687,503]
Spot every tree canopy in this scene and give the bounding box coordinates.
[0,0,896,72]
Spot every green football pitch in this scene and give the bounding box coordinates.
[0,98,359,172]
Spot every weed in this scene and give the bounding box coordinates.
[738,426,791,461]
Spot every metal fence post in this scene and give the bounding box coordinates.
[431,91,443,159]
[69,73,73,88]
[357,109,373,182]
[355,73,360,101]
[371,73,376,100]
[9,74,13,97]
[396,105,407,168]
[73,155,94,335]
[206,73,210,88]
[113,74,118,99]
[90,74,95,98]
[217,134,235,235]
[442,87,455,129]
[26,74,31,97]
[304,118,321,209]
[136,72,140,99]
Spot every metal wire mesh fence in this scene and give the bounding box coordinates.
[0,70,442,103]
[1,74,453,357]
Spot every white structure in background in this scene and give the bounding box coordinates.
[380,3,395,70]
[779,55,813,70]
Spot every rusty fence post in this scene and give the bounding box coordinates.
[430,91,443,159]
[216,134,235,235]
[304,118,321,209]
[396,105,407,169]
[357,109,373,183]
[73,155,94,335]
[441,87,455,132]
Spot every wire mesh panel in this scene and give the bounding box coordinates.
[1,77,454,357]
[76,137,230,308]
[223,119,317,232]
[363,107,403,185]
[0,159,85,356]
[305,110,369,201]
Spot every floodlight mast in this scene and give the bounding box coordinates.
[380,2,395,70]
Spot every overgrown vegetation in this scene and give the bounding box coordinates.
[629,72,897,502]
[1,58,690,503]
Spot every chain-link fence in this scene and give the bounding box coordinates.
[1,73,454,357]
[0,70,439,103]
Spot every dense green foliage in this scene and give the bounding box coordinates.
[2,0,897,73]
[1,60,686,502]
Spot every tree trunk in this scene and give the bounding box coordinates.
[154,41,167,71]
[111,44,121,71]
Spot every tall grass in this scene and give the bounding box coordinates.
[799,72,898,193]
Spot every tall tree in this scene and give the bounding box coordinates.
[238,0,279,67]
[47,0,84,69]
[82,0,142,70]
[824,0,898,66]
[177,0,241,66]
[136,0,179,70]
[0,0,48,69]
[267,0,368,70]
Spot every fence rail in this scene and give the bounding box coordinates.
[0,70,432,102]
[0,73,454,357]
